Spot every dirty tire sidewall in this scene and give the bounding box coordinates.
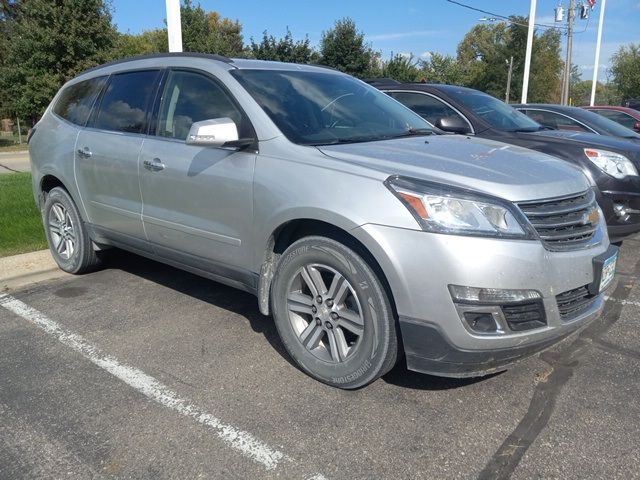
[43,187,98,274]
[272,236,397,389]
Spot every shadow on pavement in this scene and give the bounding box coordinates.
[99,249,495,391]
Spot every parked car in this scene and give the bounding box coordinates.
[583,105,640,134]
[30,54,616,388]
[625,98,640,111]
[513,103,640,143]
[371,80,640,242]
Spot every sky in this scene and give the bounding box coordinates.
[110,0,640,80]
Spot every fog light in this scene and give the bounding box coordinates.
[613,203,640,222]
[449,285,542,304]
[463,312,498,333]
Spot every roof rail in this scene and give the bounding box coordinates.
[79,52,235,75]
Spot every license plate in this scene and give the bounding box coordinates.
[599,252,618,293]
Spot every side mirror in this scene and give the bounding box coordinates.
[634,121,640,133]
[186,117,239,146]
[435,116,471,135]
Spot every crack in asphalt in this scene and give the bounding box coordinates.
[0,163,21,173]
[477,256,640,480]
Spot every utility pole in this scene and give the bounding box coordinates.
[561,0,576,105]
[505,56,514,103]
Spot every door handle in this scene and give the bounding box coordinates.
[77,147,92,158]
[143,158,165,172]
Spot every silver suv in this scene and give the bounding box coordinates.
[30,53,617,389]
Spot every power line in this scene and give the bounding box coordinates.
[445,0,568,31]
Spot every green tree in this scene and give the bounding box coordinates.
[0,0,117,123]
[380,54,421,82]
[419,53,465,85]
[456,22,509,92]
[319,18,379,78]
[609,43,640,102]
[180,1,244,56]
[571,80,613,106]
[249,28,318,63]
[116,29,168,57]
[456,18,563,103]
[507,19,563,103]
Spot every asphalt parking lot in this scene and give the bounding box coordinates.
[1,236,639,479]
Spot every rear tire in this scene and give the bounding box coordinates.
[43,187,101,274]
[271,236,397,389]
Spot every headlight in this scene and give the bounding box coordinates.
[584,148,638,179]
[385,176,532,238]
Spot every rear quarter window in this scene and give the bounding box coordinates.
[53,76,107,126]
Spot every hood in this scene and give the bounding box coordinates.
[531,129,640,150]
[317,135,590,202]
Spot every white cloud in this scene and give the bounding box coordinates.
[368,30,441,41]
[571,40,624,79]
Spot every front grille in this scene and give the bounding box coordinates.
[556,285,596,320]
[502,301,547,331]
[518,190,599,251]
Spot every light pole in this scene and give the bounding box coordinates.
[521,0,537,104]
[166,0,183,53]
[590,0,607,106]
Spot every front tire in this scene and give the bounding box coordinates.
[271,236,397,389]
[43,187,101,274]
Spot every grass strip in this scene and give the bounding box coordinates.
[0,172,47,257]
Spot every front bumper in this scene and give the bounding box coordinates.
[352,224,613,377]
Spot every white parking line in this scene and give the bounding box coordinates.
[0,293,323,476]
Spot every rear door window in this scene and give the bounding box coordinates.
[53,76,107,126]
[595,110,637,130]
[93,70,161,134]
[525,110,591,132]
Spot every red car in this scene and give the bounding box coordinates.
[583,106,640,133]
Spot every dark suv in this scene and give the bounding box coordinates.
[372,81,640,242]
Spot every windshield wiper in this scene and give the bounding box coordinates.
[389,128,435,139]
[308,135,383,146]
[510,126,549,132]
[308,129,434,146]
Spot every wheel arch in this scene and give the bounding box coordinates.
[257,218,398,326]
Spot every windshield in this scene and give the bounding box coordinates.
[231,69,433,145]
[444,88,541,131]
[576,108,640,138]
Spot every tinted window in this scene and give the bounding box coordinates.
[596,110,636,129]
[443,88,540,131]
[389,91,468,127]
[93,70,160,133]
[54,77,107,126]
[232,69,431,145]
[157,70,246,140]
[524,110,591,133]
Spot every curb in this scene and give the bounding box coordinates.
[0,150,29,155]
[0,249,71,292]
